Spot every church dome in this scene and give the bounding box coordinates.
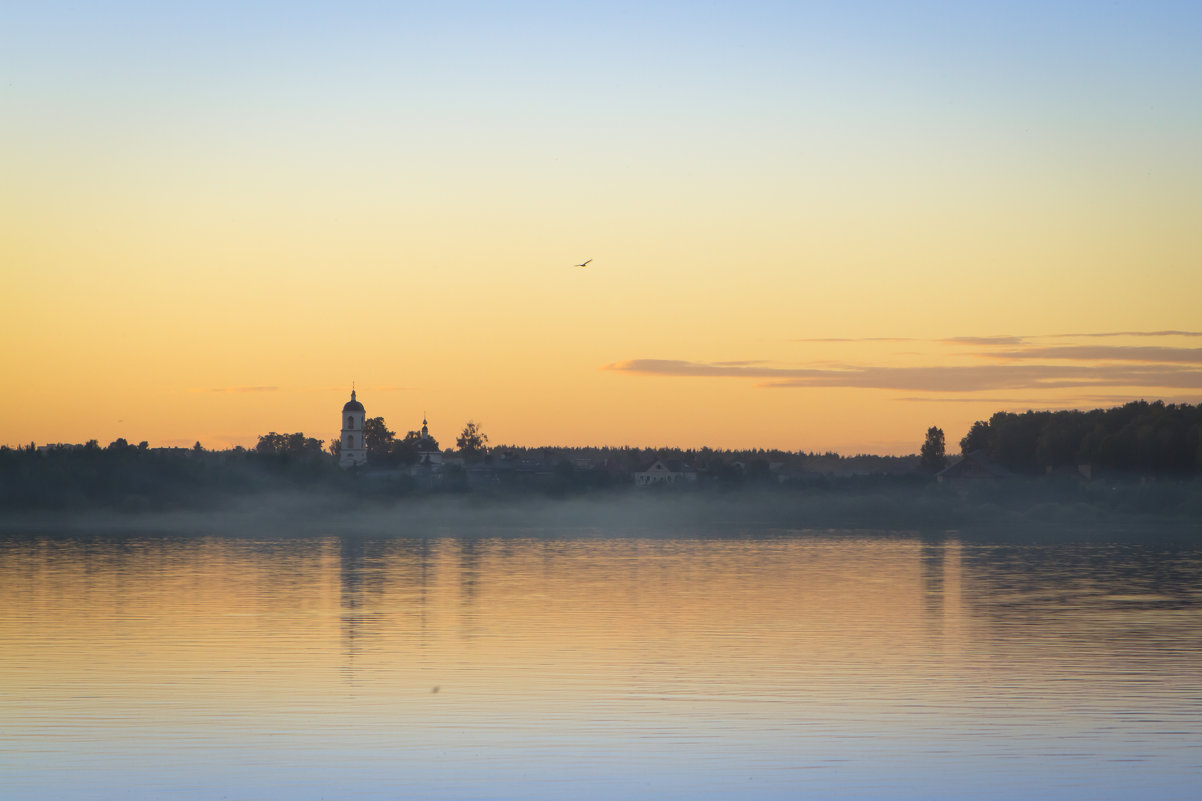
[342,390,364,413]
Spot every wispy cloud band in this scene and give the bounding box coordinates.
[794,331,1202,347]
[982,346,1202,363]
[606,359,1202,392]
[196,386,280,394]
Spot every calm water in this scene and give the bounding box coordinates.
[2,529,1200,800]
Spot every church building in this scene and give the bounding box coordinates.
[339,390,367,468]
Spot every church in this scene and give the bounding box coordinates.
[339,390,367,468]
[338,389,442,470]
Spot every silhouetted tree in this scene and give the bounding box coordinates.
[456,420,489,462]
[953,400,1202,476]
[920,426,947,473]
[988,411,1045,473]
[392,431,425,465]
[363,417,395,459]
[1035,410,1088,470]
[960,420,991,455]
[256,432,324,457]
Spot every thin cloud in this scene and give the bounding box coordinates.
[894,395,1202,410]
[764,365,1202,389]
[606,360,799,379]
[607,359,1202,392]
[792,337,917,343]
[764,365,1202,391]
[940,336,1026,346]
[892,396,1084,405]
[1066,394,1202,405]
[1049,330,1202,338]
[791,332,1201,347]
[983,346,1202,363]
[197,386,280,394]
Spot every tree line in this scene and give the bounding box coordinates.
[954,400,1202,476]
[2,400,1199,512]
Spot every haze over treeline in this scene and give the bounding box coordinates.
[1,402,1200,533]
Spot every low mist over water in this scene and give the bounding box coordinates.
[3,528,1200,800]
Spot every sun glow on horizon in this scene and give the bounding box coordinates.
[3,3,1199,455]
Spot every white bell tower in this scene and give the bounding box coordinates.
[339,389,367,468]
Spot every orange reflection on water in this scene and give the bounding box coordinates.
[5,532,1202,801]
[1,534,969,715]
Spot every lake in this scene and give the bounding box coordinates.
[2,527,1200,800]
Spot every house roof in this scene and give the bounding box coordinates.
[936,450,1011,480]
[637,459,695,473]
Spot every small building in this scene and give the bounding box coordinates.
[936,450,1010,483]
[414,417,443,467]
[634,459,697,487]
[1046,463,1093,481]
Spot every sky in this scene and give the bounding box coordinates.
[3,1,1200,455]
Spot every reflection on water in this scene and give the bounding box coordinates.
[1,531,1200,800]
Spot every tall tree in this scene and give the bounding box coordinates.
[920,426,947,473]
[363,417,396,459]
[960,420,991,456]
[456,420,489,462]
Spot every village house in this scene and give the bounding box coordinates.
[935,450,1011,483]
[634,459,697,487]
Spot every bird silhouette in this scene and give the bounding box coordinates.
[575,259,592,268]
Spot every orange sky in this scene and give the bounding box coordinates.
[3,4,1200,454]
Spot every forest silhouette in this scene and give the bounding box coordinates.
[2,401,1199,534]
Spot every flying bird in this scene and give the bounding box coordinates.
[575,259,592,268]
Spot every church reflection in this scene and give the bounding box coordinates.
[330,532,980,682]
[455,537,481,642]
[338,536,435,684]
[919,534,964,648]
